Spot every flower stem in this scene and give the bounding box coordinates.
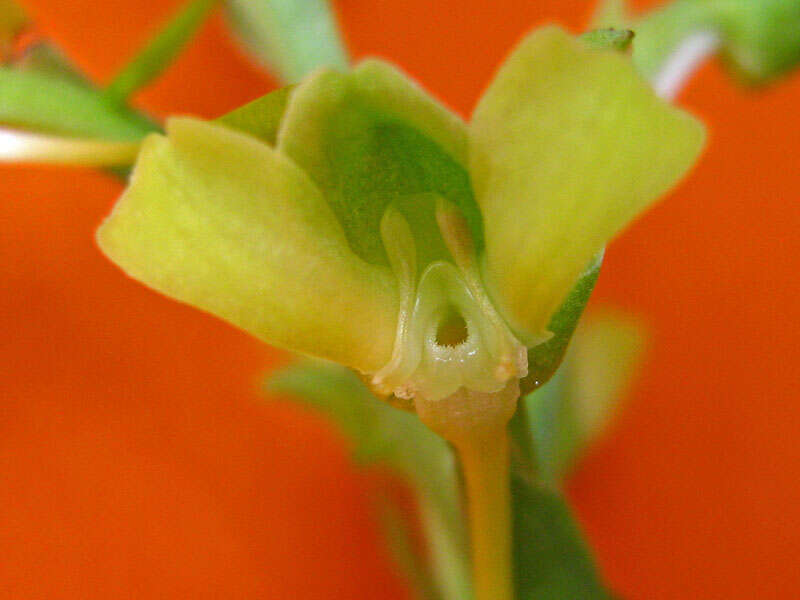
[456,427,513,600]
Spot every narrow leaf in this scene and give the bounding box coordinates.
[105,0,218,103]
[512,473,611,599]
[225,0,349,83]
[0,67,156,140]
[527,312,646,484]
[268,362,472,600]
[521,253,602,396]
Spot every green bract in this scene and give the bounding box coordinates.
[98,26,704,413]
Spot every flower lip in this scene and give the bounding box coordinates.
[371,201,528,405]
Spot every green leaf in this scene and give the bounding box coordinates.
[268,361,472,600]
[97,117,399,373]
[512,473,611,599]
[0,67,156,140]
[527,311,646,484]
[224,0,349,83]
[268,361,619,599]
[105,0,218,104]
[373,488,444,600]
[216,84,293,145]
[277,61,481,267]
[470,26,705,345]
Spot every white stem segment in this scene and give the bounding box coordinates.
[0,128,141,166]
[651,31,720,100]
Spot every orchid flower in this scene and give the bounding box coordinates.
[97,26,703,436]
[96,26,704,599]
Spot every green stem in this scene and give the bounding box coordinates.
[456,427,513,600]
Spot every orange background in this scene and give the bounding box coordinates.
[2,1,799,598]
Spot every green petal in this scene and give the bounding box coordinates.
[277,61,481,267]
[470,26,705,342]
[97,117,398,372]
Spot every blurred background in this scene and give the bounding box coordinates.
[1,0,799,598]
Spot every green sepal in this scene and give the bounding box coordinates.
[470,26,705,343]
[277,60,481,267]
[224,0,349,83]
[97,117,399,373]
[520,253,602,396]
[0,67,157,140]
[216,84,294,145]
[105,0,218,104]
[512,473,613,599]
[267,361,472,600]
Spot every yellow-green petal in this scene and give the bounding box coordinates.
[97,116,398,372]
[470,26,705,342]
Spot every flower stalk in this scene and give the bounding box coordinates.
[414,380,520,600]
[457,426,514,600]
